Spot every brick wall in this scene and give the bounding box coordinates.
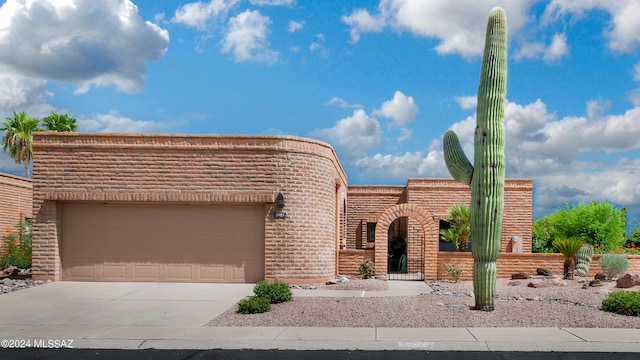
[346,186,405,249]
[405,178,533,253]
[31,133,347,282]
[0,173,33,252]
[436,252,640,281]
[337,249,375,276]
[346,179,532,255]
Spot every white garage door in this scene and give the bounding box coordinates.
[61,203,265,282]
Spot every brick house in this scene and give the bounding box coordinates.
[28,132,534,283]
[0,173,32,253]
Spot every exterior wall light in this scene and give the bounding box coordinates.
[274,193,286,219]
[276,192,285,208]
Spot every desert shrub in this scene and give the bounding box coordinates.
[442,263,462,282]
[601,291,640,317]
[533,201,626,252]
[236,296,271,314]
[253,279,292,304]
[358,259,375,279]
[0,218,32,269]
[598,254,629,280]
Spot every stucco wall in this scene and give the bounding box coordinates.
[0,173,32,253]
[31,133,347,282]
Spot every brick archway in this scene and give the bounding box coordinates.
[374,203,439,279]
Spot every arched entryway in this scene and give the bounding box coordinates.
[374,204,438,279]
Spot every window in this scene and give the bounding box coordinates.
[366,222,376,243]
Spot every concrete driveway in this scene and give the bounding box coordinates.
[0,282,254,346]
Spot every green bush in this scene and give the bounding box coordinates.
[236,296,271,314]
[0,218,32,269]
[598,254,629,280]
[253,279,292,304]
[442,263,462,282]
[358,259,375,279]
[601,291,640,316]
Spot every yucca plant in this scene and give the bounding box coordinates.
[552,237,584,280]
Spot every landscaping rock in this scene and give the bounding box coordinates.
[511,272,529,280]
[2,266,18,276]
[616,273,640,288]
[594,273,606,281]
[589,279,602,287]
[525,294,539,301]
[2,278,13,286]
[537,268,553,276]
[508,281,521,286]
[528,278,567,288]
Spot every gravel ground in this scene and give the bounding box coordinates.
[209,277,640,328]
[1,278,51,294]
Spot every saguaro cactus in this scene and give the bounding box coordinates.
[443,7,507,311]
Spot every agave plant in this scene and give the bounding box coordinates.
[552,237,584,280]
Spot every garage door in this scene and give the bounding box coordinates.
[61,203,265,282]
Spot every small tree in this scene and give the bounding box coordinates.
[532,201,626,253]
[440,204,471,252]
[1,111,40,178]
[42,112,78,132]
[552,237,584,280]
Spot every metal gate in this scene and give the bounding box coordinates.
[387,237,424,280]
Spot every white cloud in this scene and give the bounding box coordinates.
[351,97,640,217]
[0,0,169,93]
[326,97,364,109]
[222,10,279,64]
[633,63,640,82]
[355,150,448,179]
[515,33,568,62]
[543,0,640,52]
[310,109,382,158]
[397,128,412,143]
[343,0,531,57]
[341,8,385,43]
[249,0,294,6]
[288,20,304,32]
[172,0,238,30]
[78,110,176,133]
[455,96,477,110]
[0,71,53,117]
[373,90,419,126]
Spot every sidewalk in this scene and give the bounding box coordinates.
[44,326,640,352]
[0,281,639,352]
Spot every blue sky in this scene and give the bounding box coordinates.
[1,0,640,227]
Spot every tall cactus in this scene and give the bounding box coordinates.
[443,7,507,311]
[574,244,594,277]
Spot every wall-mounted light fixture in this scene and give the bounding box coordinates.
[276,192,285,208]
[274,192,286,219]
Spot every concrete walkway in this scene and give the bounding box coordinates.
[0,281,639,352]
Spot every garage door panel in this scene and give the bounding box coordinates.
[61,203,265,283]
[101,264,128,280]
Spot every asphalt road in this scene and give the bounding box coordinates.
[2,350,640,360]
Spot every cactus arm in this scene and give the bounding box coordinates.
[470,7,507,311]
[443,130,474,185]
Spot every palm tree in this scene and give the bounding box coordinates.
[1,111,40,178]
[440,204,471,252]
[42,112,78,132]
[552,237,584,280]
